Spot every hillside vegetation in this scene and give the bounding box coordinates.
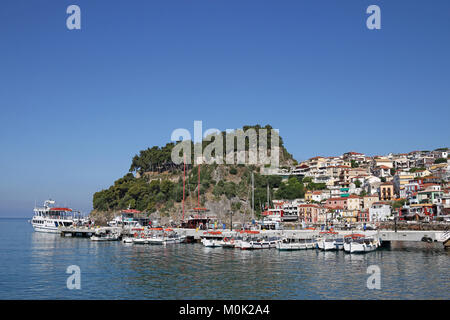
[92,125,307,220]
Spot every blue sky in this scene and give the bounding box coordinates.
[0,0,449,217]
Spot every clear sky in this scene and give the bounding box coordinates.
[0,0,449,217]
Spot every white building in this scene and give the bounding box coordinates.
[369,202,392,222]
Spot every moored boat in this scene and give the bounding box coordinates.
[344,234,379,253]
[276,238,307,250]
[219,237,236,248]
[91,229,120,241]
[31,200,76,233]
[317,231,339,251]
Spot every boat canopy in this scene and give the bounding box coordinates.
[344,233,365,238]
[50,207,72,212]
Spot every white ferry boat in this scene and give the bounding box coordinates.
[31,200,75,233]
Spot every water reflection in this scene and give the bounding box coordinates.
[1,219,449,299]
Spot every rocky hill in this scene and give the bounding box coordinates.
[91,125,298,225]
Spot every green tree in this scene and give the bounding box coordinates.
[434,158,447,164]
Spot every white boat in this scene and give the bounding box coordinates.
[268,237,282,248]
[219,237,236,248]
[233,236,244,249]
[334,238,345,250]
[30,200,76,233]
[133,237,149,244]
[201,237,221,247]
[122,237,134,243]
[107,215,142,228]
[317,231,340,251]
[147,229,186,245]
[260,238,271,249]
[240,239,253,250]
[250,239,264,249]
[91,229,120,241]
[344,234,379,253]
[318,238,336,251]
[163,233,186,245]
[239,237,266,250]
[276,238,307,250]
[305,238,317,249]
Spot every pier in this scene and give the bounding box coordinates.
[60,226,122,238]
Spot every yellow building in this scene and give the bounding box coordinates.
[363,194,379,210]
[305,190,313,202]
[346,195,361,211]
[342,210,358,223]
[379,182,395,201]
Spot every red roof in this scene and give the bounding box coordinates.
[327,197,347,201]
[299,204,319,208]
[122,209,141,214]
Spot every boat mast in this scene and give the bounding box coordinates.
[182,153,186,221]
[251,172,254,222]
[198,164,200,208]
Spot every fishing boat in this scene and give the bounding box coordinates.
[30,200,76,233]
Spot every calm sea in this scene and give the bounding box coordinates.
[0,218,449,299]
